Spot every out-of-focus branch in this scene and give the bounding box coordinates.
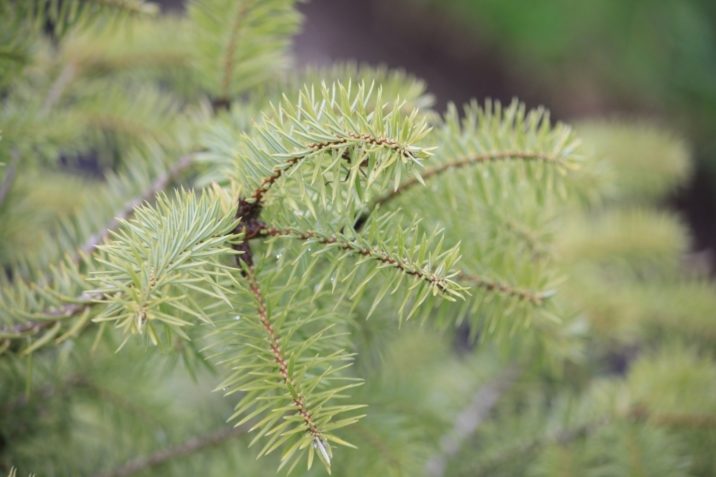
[425,366,520,477]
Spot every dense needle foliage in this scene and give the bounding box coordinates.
[1,1,714,476]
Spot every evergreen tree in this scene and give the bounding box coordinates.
[1,1,714,476]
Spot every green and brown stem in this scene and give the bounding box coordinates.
[458,272,548,306]
[243,266,322,440]
[258,225,454,294]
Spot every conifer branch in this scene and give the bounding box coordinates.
[243,266,324,442]
[426,366,520,477]
[190,0,300,98]
[458,272,549,305]
[78,153,195,258]
[94,425,247,477]
[0,293,97,339]
[494,213,549,258]
[0,155,195,342]
[373,150,558,209]
[219,0,251,100]
[259,225,456,294]
[245,132,421,216]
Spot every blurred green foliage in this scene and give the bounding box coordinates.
[413,0,716,174]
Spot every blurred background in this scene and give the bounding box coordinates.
[164,0,716,265]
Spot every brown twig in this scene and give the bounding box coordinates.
[234,132,414,263]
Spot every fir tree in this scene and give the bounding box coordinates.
[1,1,714,476]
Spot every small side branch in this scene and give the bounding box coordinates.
[245,132,414,216]
[0,155,194,343]
[243,266,323,440]
[0,293,98,339]
[78,154,195,258]
[219,0,251,101]
[93,425,246,477]
[259,225,454,294]
[425,366,520,477]
[377,151,558,207]
[354,151,558,232]
[458,272,549,306]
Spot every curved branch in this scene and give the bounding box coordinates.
[249,133,416,209]
[235,131,421,263]
[373,150,558,209]
[0,294,99,339]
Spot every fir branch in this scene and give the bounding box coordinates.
[259,225,457,295]
[425,366,520,477]
[217,258,362,472]
[0,155,195,342]
[189,0,300,98]
[219,0,251,100]
[78,153,194,258]
[22,0,159,36]
[0,293,97,339]
[244,131,424,217]
[458,271,549,306]
[244,266,324,441]
[354,100,582,232]
[90,190,239,342]
[372,150,559,210]
[215,80,431,220]
[93,425,246,477]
